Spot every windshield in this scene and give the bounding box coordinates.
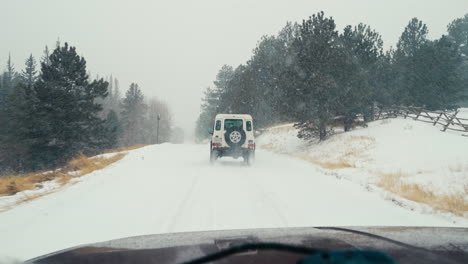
[1,1,468,263]
[224,119,243,130]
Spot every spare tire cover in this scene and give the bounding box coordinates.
[224,127,246,147]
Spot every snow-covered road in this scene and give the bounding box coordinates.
[0,144,465,261]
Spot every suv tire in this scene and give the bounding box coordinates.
[210,149,218,164]
[244,151,255,166]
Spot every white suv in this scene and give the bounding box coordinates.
[210,114,255,164]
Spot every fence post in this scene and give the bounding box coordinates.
[423,110,432,121]
[377,109,382,120]
[442,111,459,132]
[453,116,467,132]
[414,108,421,120]
[433,113,443,126]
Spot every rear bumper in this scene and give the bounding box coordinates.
[212,146,254,158]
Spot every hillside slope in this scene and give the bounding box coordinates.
[257,113,468,217]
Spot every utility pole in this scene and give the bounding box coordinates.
[156,114,161,144]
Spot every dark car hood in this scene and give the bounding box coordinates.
[27,226,468,264]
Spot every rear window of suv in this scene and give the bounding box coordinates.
[224,119,243,130]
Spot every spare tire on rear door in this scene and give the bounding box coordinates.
[224,127,246,147]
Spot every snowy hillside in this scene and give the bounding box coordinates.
[257,111,468,217]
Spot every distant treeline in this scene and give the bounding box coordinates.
[196,12,468,141]
[0,42,173,174]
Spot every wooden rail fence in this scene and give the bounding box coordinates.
[374,106,468,137]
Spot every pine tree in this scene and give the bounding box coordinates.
[448,14,468,57]
[41,46,51,66]
[108,75,114,99]
[96,75,123,119]
[102,110,121,149]
[195,65,234,141]
[396,18,429,58]
[447,14,468,106]
[409,36,465,109]
[1,82,39,171]
[28,43,108,168]
[219,65,253,115]
[292,11,341,140]
[0,54,18,108]
[195,87,219,141]
[0,74,3,108]
[373,50,397,108]
[276,22,301,121]
[248,35,289,126]
[0,55,40,170]
[121,83,147,146]
[21,54,37,87]
[111,77,121,113]
[394,18,429,106]
[0,74,3,111]
[339,23,383,125]
[213,65,234,113]
[96,75,113,118]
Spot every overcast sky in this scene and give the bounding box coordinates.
[1,0,468,139]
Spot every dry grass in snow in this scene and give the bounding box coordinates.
[378,171,468,217]
[293,154,355,169]
[0,172,55,196]
[0,152,126,197]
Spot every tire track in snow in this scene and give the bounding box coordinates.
[164,174,200,233]
[250,176,289,227]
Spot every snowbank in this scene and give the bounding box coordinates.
[0,152,126,213]
[257,114,468,213]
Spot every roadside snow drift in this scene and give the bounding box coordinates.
[0,136,467,261]
[257,115,468,197]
